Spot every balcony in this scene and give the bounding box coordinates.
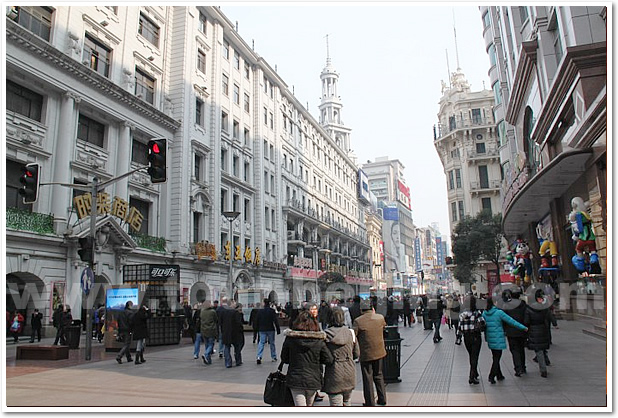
[433,116,493,140]
[6,207,54,234]
[470,180,501,193]
[467,149,499,163]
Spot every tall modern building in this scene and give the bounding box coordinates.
[480,6,607,301]
[5,5,371,335]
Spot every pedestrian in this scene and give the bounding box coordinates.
[280,310,334,406]
[215,298,226,358]
[115,301,134,364]
[200,301,218,365]
[427,294,445,343]
[96,305,105,343]
[318,300,332,330]
[501,288,528,377]
[9,310,24,343]
[183,301,195,343]
[249,304,260,344]
[458,294,485,384]
[450,294,462,345]
[349,295,362,323]
[323,307,359,406]
[220,300,244,368]
[353,299,387,407]
[337,299,353,329]
[192,303,203,359]
[29,308,43,343]
[52,304,66,346]
[256,299,281,364]
[524,289,553,378]
[402,296,413,327]
[445,294,453,329]
[132,303,151,365]
[482,297,527,384]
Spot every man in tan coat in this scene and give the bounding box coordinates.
[353,299,387,406]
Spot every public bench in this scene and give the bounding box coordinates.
[16,345,69,360]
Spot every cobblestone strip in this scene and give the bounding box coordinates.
[407,336,456,406]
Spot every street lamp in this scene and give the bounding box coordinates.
[222,211,240,300]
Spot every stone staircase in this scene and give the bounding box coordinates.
[582,323,607,341]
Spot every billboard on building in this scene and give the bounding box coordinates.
[414,237,422,272]
[382,206,403,273]
[358,169,370,205]
[436,237,444,266]
[397,180,411,210]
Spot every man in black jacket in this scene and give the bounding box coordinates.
[30,308,43,343]
[502,289,528,376]
[427,294,444,343]
[349,296,362,323]
[116,301,134,364]
[256,299,280,364]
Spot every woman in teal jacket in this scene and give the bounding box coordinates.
[482,298,528,384]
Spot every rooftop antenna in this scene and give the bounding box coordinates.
[445,49,451,88]
[325,33,331,65]
[252,39,254,50]
[453,9,460,70]
[235,21,238,32]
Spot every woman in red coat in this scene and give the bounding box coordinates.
[9,311,25,343]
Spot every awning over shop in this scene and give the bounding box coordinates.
[503,149,592,238]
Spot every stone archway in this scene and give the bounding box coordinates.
[6,272,46,337]
[190,281,211,306]
[268,290,278,304]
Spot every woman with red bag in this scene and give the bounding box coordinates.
[9,310,24,343]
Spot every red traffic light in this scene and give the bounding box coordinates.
[152,143,160,154]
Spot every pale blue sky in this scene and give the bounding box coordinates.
[221,3,491,246]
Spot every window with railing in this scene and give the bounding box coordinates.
[6,80,43,122]
[138,13,159,47]
[11,6,52,42]
[83,34,111,78]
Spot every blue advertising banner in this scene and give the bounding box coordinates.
[436,237,443,266]
[414,237,422,272]
[383,207,399,221]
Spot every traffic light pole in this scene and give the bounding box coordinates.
[84,177,98,361]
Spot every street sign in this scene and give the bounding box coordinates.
[81,267,94,295]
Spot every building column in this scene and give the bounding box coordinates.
[114,122,134,201]
[52,92,80,233]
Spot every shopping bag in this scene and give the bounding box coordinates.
[441,315,446,325]
[264,363,294,406]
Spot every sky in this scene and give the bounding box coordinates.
[221,2,492,246]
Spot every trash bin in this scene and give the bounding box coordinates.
[383,325,403,383]
[422,310,432,330]
[65,325,81,349]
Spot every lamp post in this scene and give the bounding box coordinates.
[222,211,240,300]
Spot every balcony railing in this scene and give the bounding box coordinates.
[470,180,501,191]
[130,233,166,252]
[6,207,54,234]
[433,116,493,140]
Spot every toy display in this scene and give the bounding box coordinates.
[511,239,533,285]
[568,196,601,274]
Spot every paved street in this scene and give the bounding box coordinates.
[3,316,608,411]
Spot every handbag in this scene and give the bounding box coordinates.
[264,362,294,406]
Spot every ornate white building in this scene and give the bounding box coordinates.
[5,5,371,335]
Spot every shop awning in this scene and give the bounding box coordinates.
[503,149,593,237]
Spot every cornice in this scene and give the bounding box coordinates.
[6,19,181,132]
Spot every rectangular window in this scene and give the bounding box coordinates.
[6,80,43,122]
[265,206,270,230]
[197,49,206,73]
[448,171,454,190]
[233,120,239,139]
[263,107,268,125]
[135,68,155,104]
[233,84,240,104]
[244,93,250,112]
[270,83,274,99]
[77,114,105,148]
[264,171,269,193]
[233,155,239,177]
[233,194,239,212]
[129,197,150,235]
[221,149,227,172]
[270,175,275,194]
[194,99,204,127]
[482,197,492,214]
[476,142,486,154]
[482,11,491,29]
[244,61,250,79]
[269,112,274,129]
[263,140,268,159]
[12,6,52,41]
[458,200,465,220]
[138,13,159,47]
[222,40,229,60]
[451,202,458,222]
[479,165,489,188]
[83,34,111,78]
[244,162,250,181]
[222,74,229,95]
[471,108,482,124]
[455,169,462,188]
[193,212,202,242]
[234,50,240,70]
[221,188,227,212]
[221,111,228,132]
[244,199,251,222]
[271,209,276,231]
[269,145,274,161]
[194,153,202,182]
[244,128,250,146]
[449,115,456,131]
[263,75,268,93]
[131,139,149,165]
[198,12,207,34]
